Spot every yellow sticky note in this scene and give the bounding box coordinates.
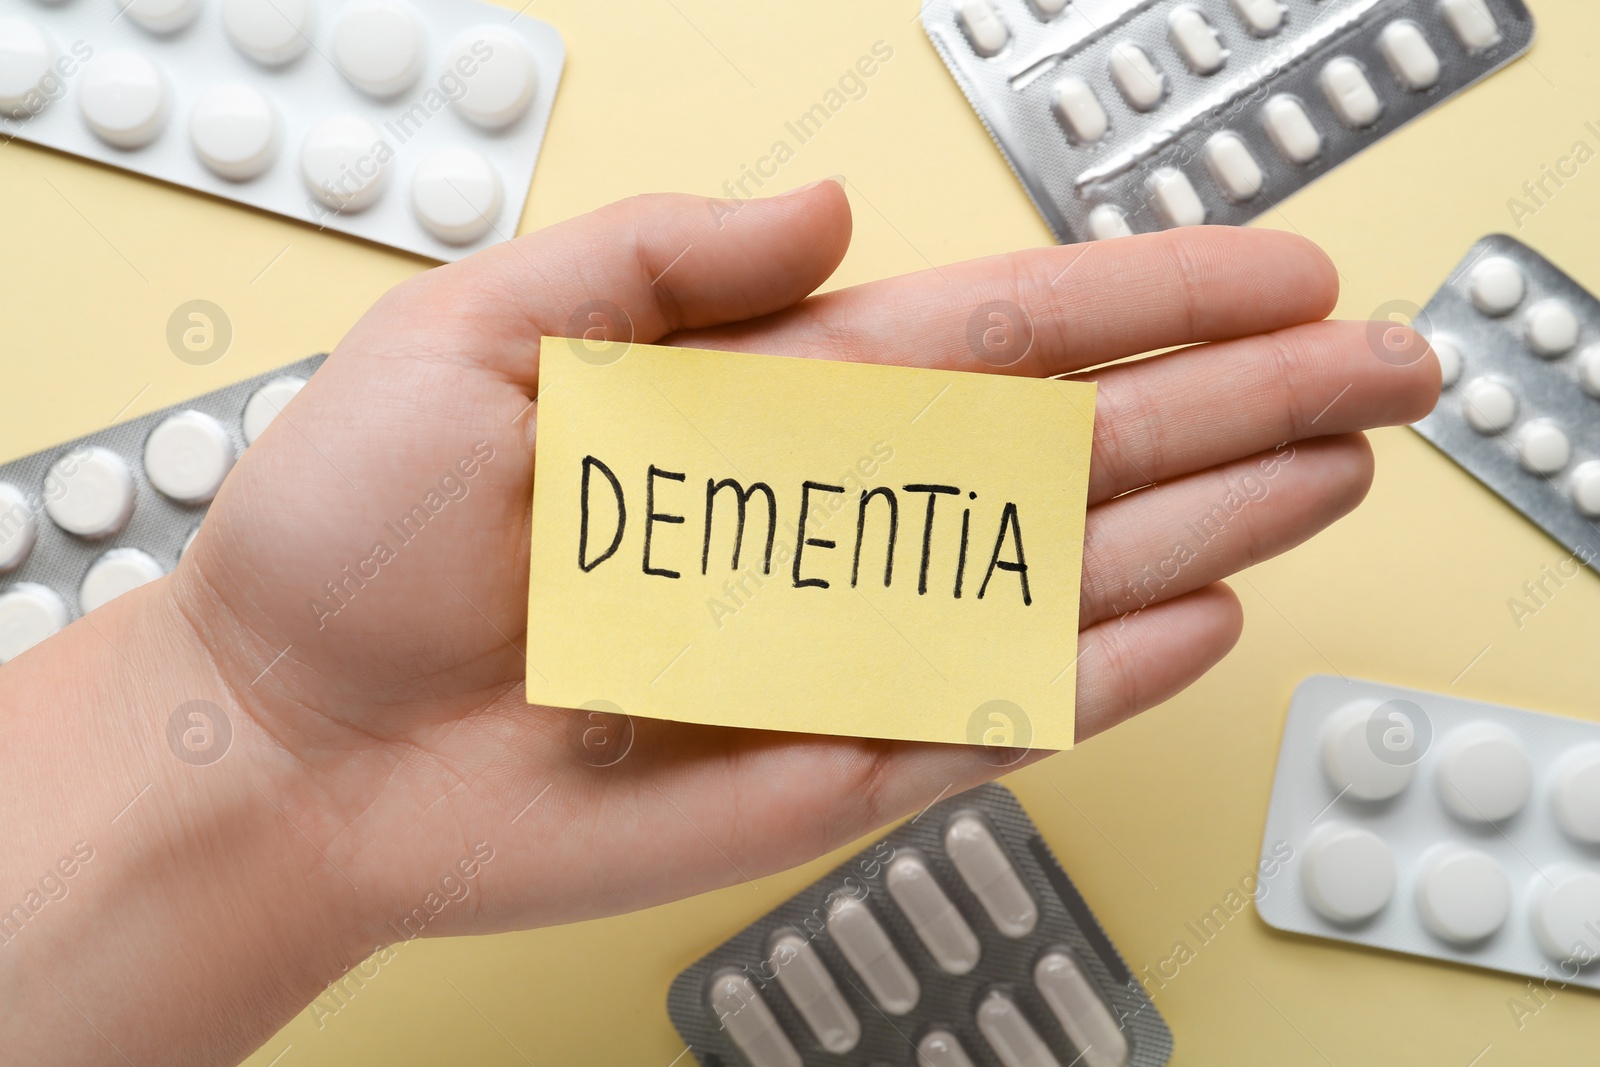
[526,338,1096,750]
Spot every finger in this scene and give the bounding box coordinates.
[670,226,1338,376]
[1080,435,1373,626]
[1082,320,1440,503]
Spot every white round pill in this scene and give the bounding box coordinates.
[118,0,201,34]
[79,547,165,614]
[144,410,236,504]
[1531,869,1600,962]
[0,583,71,664]
[1460,377,1516,434]
[78,49,167,149]
[0,483,38,572]
[1302,824,1396,924]
[0,16,55,117]
[1320,700,1416,801]
[242,376,306,445]
[1468,256,1524,316]
[1576,344,1600,398]
[411,146,502,245]
[331,0,425,97]
[1552,746,1600,844]
[300,114,390,211]
[1525,298,1580,357]
[1087,203,1133,241]
[446,26,537,129]
[222,0,313,65]
[44,446,136,539]
[1415,846,1510,944]
[1572,461,1600,518]
[1436,724,1532,823]
[190,83,279,180]
[1430,336,1462,388]
[1513,420,1571,475]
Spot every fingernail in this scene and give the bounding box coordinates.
[782,175,845,196]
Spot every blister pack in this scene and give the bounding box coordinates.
[667,782,1172,1067]
[919,0,1533,243]
[0,355,324,664]
[1259,675,1600,990]
[0,0,564,261]
[1412,234,1600,575]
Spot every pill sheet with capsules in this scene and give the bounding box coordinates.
[919,0,1532,243]
[1413,234,1600,575]
[0,356,323,664]
[1259,675,1600,988]
[668,782,1172,1067]
[0,0,563,261]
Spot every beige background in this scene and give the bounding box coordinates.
[2,0,1598,1062]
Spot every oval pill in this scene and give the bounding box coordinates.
[918,1029,978,1067]
[1514,420,1570,474]
[1525,298,1580,356]
[332,0,426,97]
[945,813,1038,938]
[79,49,168,149]
[80,547,165,614]
[1377,20,1440,91]
[411,146,503,245]
[1469,256,1524,315]
[1052,76,1108,144]
[1035,950,1131,1067]
[0,16,55,117]
[957,0,1010,58]
[222,0,314,65]
[1531,869,1600,962]
[1108,41,1165,111]
[1441,0,1501,52]
[1320,57,1381,128]
[1301,824,1395,923]
[1461,377,1516,434]
[1169,7,1225,74]
[1552,745,1600,844]
[1261,94,1321,163]
[886,851,981,974]
[976,991,1062,1067]
[0,583,70,664]
[190,83,279,180]
[1204,131,1263,201]
[1436,724,1532,823]
[1572,461,1600,518]
[1229,0,1283,36]
[242,376,307,445]
[1087,204,1133,240]
[145,411,237,504]
[0,483,38,572]
[706,971,801,1067]
[1149,166,1205,227]
[768,932,859,1053]
[44,446,136,539]
[826,896,919,1014]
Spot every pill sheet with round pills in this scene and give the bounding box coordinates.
[0,0,562,261]
[1413,234,1600,576]
[920,0,1533,243]
[1259,676,1600,989]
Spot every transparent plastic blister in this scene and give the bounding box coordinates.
[667,782,1173,1067]
[0,355,324,664]
[1259,675,1600,989]
[1413,234,1600,575]
[0,0,564,261]
[920,0,1533,243]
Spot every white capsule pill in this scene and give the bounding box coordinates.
[1461,377,1516,434]
[332,0,425,98]
[1035,951,1130,1067]
[1051,77,1108,144]
[1320,700,1416,801]
[976,991,1062,1067]
[222,0,314,65]
[0,583,70,664]
[78,50,167,149]
[1431,335,1463,387]
[1030,0,1068,15]
[945,813,1037,938]
[446,26,537,129]
[1468,256,1524,315]
[1261,94,1321,163]
[80,547,165,614]
[706,971,801,1067]
[1572,461,1600,518]
[766,932,858,1053]
[118,0,201,34]
[1531,869,1600,962]
[1087,204,1133,240]
[1441,0,1501,52]
[957,0,1009,58]
[44,446,135,539]
[144,411,236,504]
[0,483,38,573]
[1415,846,1510,943]
[0,16,55,117]
[1320,57,1382,128]
[1525,298,1580,356]
[1169,7,1225,74]
[826,896,918,1013]
[1552,746,1600,844]
[1149,166,1205,228]
[1377,20,1440,90]
[1514,420,1571,475]
[918,1030,979,1067]
[1436,724,1532,823]
[189,83,279,180]
[1109,42,1165,111]
[1229,0,1283,36]
[1577,344,1600,397]
[411,146,503,245]
[242,376,306,445]
[1204,132,1263,201]
[300,114,390,212]
[1302,824,1395,923]
[886,851,981,974]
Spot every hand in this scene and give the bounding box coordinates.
[2,182,1438,1065]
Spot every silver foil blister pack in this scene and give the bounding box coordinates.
[920,0,1533,243]
[0,355,324,664]
[1413,235,1600,575]
[667,782,1172,1067]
